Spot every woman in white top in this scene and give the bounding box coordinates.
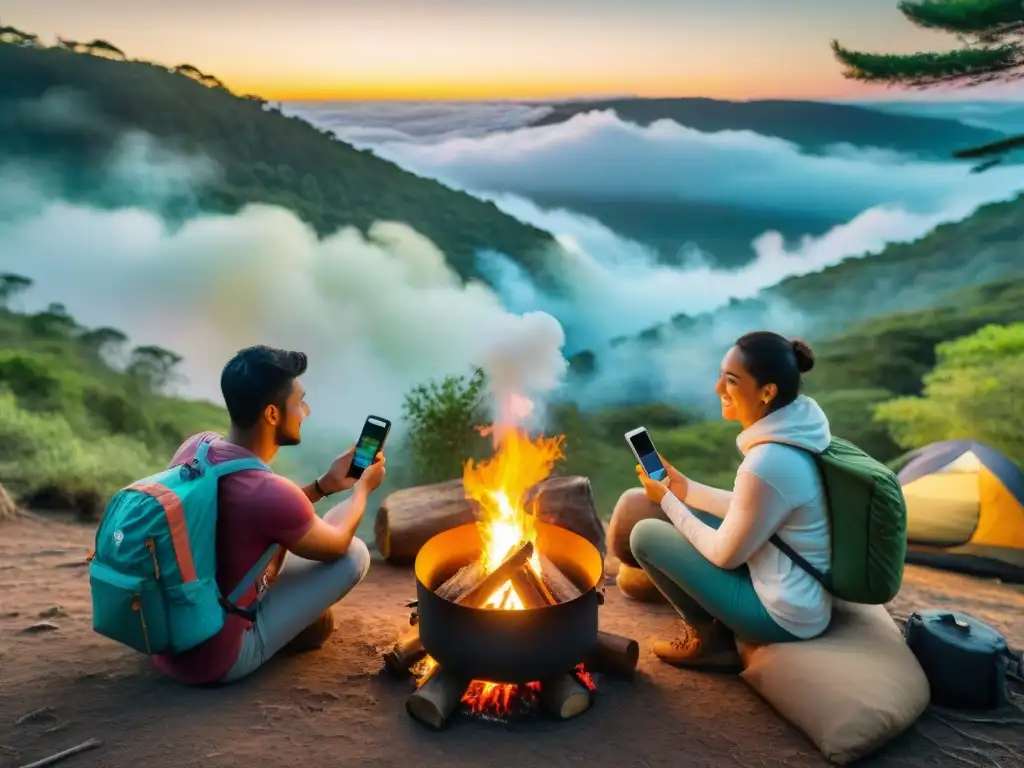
[623,331,833,672]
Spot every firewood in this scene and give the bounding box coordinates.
[406,664,469,729]
[587,630,640,680]
[508,565,550,609]
[383,625,426,674]
[434,561,485,602]
[459,541,535,608]
[538,553,582,602]
[539,674,593,719]
[374,475,605,565]
[374,479,478,565]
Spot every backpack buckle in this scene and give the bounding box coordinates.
[219,596,257,623]
[179,459,204,481]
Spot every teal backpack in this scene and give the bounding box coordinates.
[88,439,280,655]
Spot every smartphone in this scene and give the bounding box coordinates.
[346,415,392,480]
[625,426,668,482]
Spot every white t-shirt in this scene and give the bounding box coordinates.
[660,395,833,638]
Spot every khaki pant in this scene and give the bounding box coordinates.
[222,533,371,683]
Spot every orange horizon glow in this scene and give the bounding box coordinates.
[222,70,894,104]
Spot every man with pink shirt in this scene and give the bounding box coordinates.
[151,345,385,685]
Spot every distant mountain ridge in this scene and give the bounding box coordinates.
[528,97,1005,158]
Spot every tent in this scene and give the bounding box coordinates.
[897,439,1024,583]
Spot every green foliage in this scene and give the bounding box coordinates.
[831,1,1024,87]
[0,283,228,515]
[0,387,157,518]
[830,39,1020,85]
[400,368,490,485]
[830,0,1024,168]
[874,323,1024,465]
[0,42,556,283]
[806,276,1024,396]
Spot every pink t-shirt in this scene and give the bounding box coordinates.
[150,432,315,685]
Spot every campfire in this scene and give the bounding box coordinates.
[381,416,639,729]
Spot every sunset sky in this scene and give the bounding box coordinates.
[6,0,1017,101]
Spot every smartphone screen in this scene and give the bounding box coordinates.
[627,429,668,482]
[346,415,391,479]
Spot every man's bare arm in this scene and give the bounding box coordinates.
[288,486,369,562]
[300,480,327,505]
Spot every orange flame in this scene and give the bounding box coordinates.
[463,423,564,603]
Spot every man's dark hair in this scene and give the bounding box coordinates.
[220,345,308,429]
[734,331,815,413]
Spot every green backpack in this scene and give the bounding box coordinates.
[88,440,279,655]
[769,436,908,605]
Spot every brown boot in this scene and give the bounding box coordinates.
[651,622,742,673]
[284,610,336,654]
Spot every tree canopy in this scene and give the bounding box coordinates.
[874,322,1024,466]
[831,0,1024,167]
[832,1,1024,87]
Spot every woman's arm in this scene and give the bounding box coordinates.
[682,480,733,519]
[660,470,791,570]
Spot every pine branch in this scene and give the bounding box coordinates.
[830,39,1023,85]
[950,133,1024,173]
[898,0,1024,36]
[955,133,1024,159]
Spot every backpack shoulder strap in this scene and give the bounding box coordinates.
[226,544,280,607]
[191,438,271,478]
[759,439,836,594]
[186,438,277,610]
[769,533,833,592]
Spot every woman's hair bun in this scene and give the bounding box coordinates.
[791,338,815,373]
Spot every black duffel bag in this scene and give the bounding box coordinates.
[904,610,1015,710]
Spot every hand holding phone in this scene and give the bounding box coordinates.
[625,426,668,482]
[346,415,392,480]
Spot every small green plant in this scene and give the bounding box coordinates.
[400,368,489,485]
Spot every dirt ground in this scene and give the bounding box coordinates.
[1,512,1023,768]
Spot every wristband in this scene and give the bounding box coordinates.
[314,477,329,498]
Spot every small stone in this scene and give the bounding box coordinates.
[20,621,59,634]
[38,606,68,619]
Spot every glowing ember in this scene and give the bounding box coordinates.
[462,680,542,720]
[415,656,597,721]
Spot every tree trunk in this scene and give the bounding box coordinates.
[0,483,17,524]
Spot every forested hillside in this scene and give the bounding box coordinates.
[0,40,556,281]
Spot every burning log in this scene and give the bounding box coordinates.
[538,553,582,602]
[459,541,535,608]
[509,566,549,609]
[406,664,470,729]
[383,626,426,674]
[539,674,593,719]
[587,631,640,680]
[434,561,485,603]
[374,476,605,565]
